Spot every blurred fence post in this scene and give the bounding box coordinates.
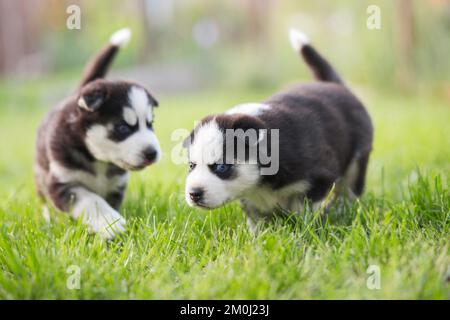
[0,0,42,76]
[395,0,416,89]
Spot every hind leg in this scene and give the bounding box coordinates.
[336,151,371,199]
[332,151,370,212]
[350,152,370,197]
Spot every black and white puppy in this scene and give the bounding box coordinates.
[184,29,373,229]
[34,29,161,239]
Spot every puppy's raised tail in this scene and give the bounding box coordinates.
[79,28,131,87]
[289,28,343,84]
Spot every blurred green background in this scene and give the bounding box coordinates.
[0,0,449,299]
[1,0,450,92]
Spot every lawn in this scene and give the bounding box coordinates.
[0,80,448,299]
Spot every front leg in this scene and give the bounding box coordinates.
[71,188,127,239]
[241,200,269,234]
[48,182,126,239]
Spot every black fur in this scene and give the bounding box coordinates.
[260,82,373,199]
[301,44,343,84]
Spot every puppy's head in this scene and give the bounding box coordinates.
[184,114,266,209]
[76,79,161,170]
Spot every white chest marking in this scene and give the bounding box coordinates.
[243,180,310,214]
[50,161,128,198]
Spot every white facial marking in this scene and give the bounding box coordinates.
[185,163,260,209]
[189,120,223,165]
[185,119,261,208]
[85,85,161,170]
[123,107,137,126]
[128,86,153,127]
[226,103,270,117]
[85,124,160,170]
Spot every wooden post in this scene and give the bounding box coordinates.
[395,0,416,89]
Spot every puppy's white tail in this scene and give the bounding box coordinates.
[289,28,343,84]
[79,28,132,87]
[110,28,131,47]
[289,29,310,52]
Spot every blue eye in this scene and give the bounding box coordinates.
[209,163,233,178]
[115,123,131,136]
[215,164,231,173]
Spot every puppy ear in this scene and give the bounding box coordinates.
[231,114,265,130]
[77,84,107,112]
[220,114,268,164]
[183,116,215,149]
[182,135,192,148]
[147,92,159,107]
[229,114,266,145]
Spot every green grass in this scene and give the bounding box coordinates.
[0,81,448,299]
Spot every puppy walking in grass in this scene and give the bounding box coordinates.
[184,29,373,230]
[34,29,161,239]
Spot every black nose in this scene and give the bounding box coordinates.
[142,147,157,163]
[189,187,204,203]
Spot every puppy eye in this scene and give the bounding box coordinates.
[115,122,132,136]
[189,162,196,171]
[212,163,232,174]
[147,122,153,130]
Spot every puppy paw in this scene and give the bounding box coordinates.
[74,197,126,240]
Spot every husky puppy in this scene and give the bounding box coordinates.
[183,29,373,229]
[34,29,161,239]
